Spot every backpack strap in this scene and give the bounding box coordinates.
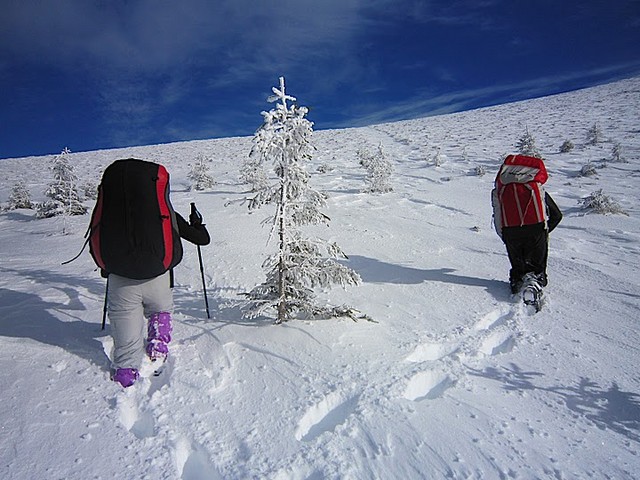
[61,224,92,265]
[524,183,545,225]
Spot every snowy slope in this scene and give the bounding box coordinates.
[1,77,639,480]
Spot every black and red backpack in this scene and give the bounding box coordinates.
[89,158,183,279]
[492,154,549,237]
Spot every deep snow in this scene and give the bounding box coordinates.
[1,77,639,480]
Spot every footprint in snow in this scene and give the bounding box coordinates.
[403,370,455,401]
[478,330,516,357]
[405,341,458,362]
[115,389,156,439]
[473,308,512,332]
[174,436,223,480]
[295,391,360,442]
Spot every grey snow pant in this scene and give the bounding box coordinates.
[107,271,173,370]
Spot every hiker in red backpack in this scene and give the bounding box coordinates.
[89,159,210,388]
[492,154,562,300]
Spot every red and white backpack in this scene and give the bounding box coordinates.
[492,154,548,237]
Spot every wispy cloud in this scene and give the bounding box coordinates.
[343,62,640,128]
[1,1,367,73]
[2,1,500,85]
[1,0,380,144]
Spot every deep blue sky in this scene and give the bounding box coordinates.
[1,0,639,159]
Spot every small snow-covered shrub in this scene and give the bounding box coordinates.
[580,189,627,215]
[585,123,603,146]
[433,147,444,167]
[611,143,627,163]
[474,165,486,177]
[462,146,469,162]
[579,163,597,177]
[316,163,333,173]
[559,140,574,153]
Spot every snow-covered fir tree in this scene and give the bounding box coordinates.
[358,144,393,194]
[37,147,87,220]
[242,77,363,324]
[6,180,33,210]
[515,127,541,157]
[188,153,216,191]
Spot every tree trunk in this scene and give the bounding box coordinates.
[277,177,287,324]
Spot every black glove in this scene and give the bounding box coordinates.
[189,202,204,227]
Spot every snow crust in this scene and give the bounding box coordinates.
[1,77,639,479]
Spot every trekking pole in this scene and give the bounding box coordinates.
[191,203,211,319]
[101,276,109,330]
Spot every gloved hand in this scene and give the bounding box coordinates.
[190,202,204,227]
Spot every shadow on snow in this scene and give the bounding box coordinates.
[346,254,509,301]
[470,363,640,443]
[0,287,110,370]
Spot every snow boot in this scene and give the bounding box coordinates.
[146,312,172,361]
[521,273,543,310]
[112,368,139,388]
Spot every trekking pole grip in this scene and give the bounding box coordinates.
[190,202,203,226]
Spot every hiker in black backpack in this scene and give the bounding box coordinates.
[88,159,210,388]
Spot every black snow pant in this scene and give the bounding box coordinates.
[501,223,549,293]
